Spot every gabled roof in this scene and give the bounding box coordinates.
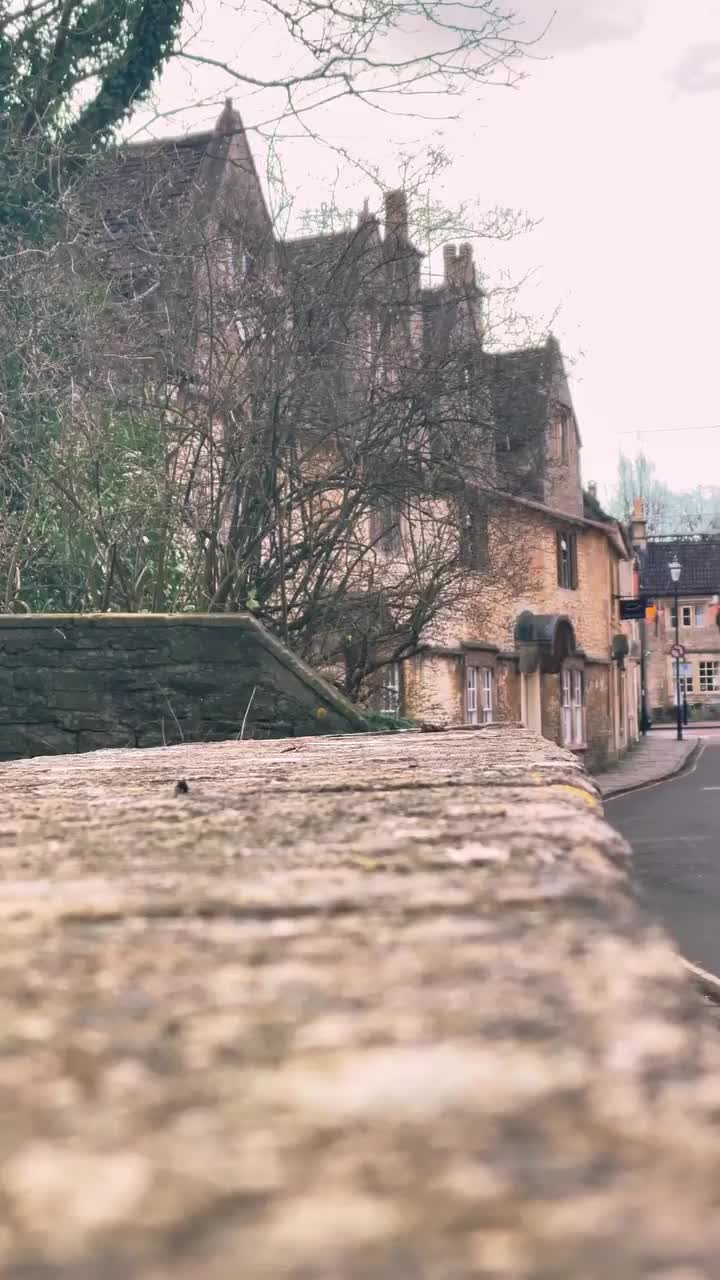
[502,492,629,558]
[282,228,365,283]
[583,488,613,523]
[639,538,720,597]
[491,336,578,438]
[491,343,554,448]
[74,133,213,223]
[69,134,218,260]
[68,103,274,289]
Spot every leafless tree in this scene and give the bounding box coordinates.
[0,173,547,701]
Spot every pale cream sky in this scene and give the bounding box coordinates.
[138,0,720,500]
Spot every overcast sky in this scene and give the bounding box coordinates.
[142,0,720,501]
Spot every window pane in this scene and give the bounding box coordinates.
[481,668,493,724]
[670,606,678,628]
[682,606,693,627]
[381,663,401,714]
[696,607,706,627]
[466,667,477,722]
[700,661,720,693]
[573,704,584,744]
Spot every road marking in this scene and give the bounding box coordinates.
[684,957,720,998]
[703,786,720,790]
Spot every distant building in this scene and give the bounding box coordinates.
[633,503,720,718]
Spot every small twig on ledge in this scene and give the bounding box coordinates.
[238,686,257,741]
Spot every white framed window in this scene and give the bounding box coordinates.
[561,667,585,747]
[682,605,693,627]
[480,667,493,724]
[679,673,694,695]
[520,672,528,727]
[696,605,706,627]
[381,662,401,715]
[466,665,478,724]
[669,604,678,628]
[466,665,493,724]
[699,661,720,693]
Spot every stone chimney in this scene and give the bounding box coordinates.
[215,98,243,136]
[357,198,372,227]
[384,189,408,240]
[629,497,647,553]
[443,242,476,288]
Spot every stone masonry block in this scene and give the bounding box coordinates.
[0,727,715,1276]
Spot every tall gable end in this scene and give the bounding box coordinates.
[68,101,275,299]
[492,336,583,519]
[209,100,274,253]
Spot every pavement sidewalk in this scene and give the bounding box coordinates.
[594,734,699,799]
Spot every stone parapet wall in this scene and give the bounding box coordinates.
[0,612,367,759]
[0,724,718,1276]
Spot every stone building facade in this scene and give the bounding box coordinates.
[632,506,720,719]
[73,103,639,767]
[398,462,639,767]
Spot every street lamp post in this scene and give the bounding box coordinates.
[669,557,682,741]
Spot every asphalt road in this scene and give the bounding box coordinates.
[607,737,720,975]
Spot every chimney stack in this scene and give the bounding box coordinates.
[384,189,408,240]
[443,241,476,288]
[215,98,242,136]
[629,497,647,552]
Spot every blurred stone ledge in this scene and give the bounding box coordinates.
[0,724,718,1278]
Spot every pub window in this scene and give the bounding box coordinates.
[556,530,578,590]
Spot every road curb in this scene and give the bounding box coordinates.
[599,740,701,801]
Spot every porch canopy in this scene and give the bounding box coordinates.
[514,611,578,674]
